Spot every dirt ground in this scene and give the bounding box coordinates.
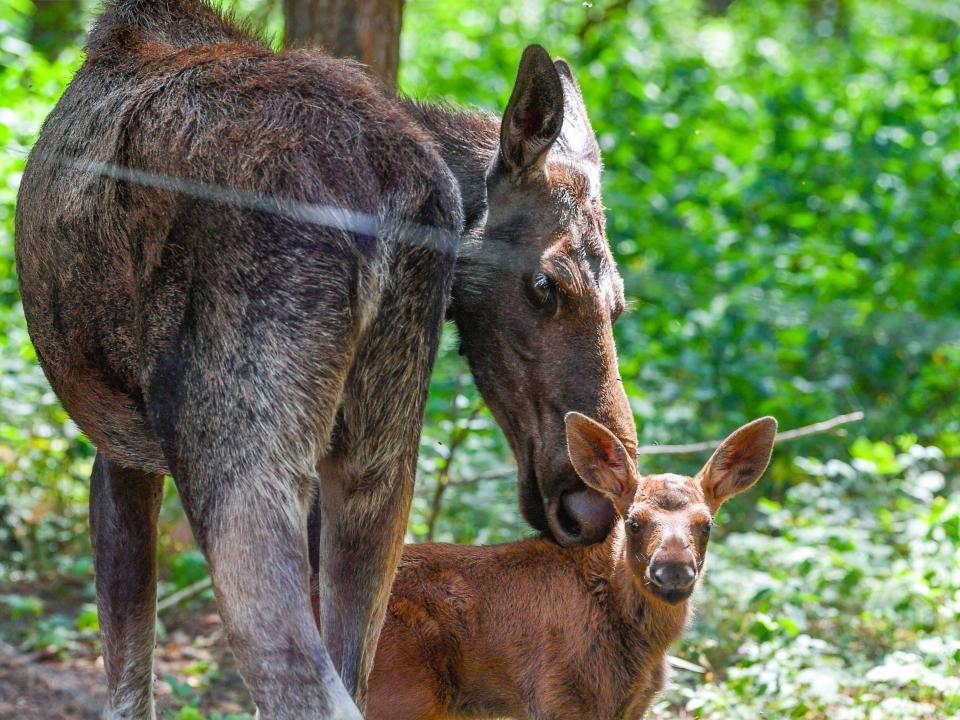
[0,598,253,719]
[0,643,106,719]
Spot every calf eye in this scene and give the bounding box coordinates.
[525,273,558,316]
[701,520,714,538]
[626,518,641,534]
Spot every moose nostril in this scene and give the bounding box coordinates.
[652,563,696,589]
[560,489,614,545]
[545,490,615,547]
[545,498,582,547]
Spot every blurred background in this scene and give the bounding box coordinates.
[1,0,958,717]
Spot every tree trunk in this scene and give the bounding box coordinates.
[283,0,404,86]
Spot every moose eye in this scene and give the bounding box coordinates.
[626,518,642,534]
[701,520,714,538]
[525,273,558,316]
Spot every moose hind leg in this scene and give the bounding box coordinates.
[90,452,164,720]
[144,335,362,717]
[169,451,362,720]
[316,183,459,708]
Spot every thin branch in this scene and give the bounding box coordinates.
[439,412,866,488]
[448,466,518,486]
[426,369,483,540]
[667,653,707,674]
[774,411,865,441]
[635,411,865,456]
[425,372,463,540]
[157,577,212,614]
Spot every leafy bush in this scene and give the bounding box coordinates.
[658,441,960,718]
[404,0,960,537]
[0,0,91,582]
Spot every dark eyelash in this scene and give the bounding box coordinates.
[526,273,559,315]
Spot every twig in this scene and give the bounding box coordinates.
[448,466,518,486]
[157,577,212,614]
[774,411,865,441]
[426,369,483,540]
[437,412,866,488]
[425,371,464,540]
[667,653,707,673]
[635,411,865,456]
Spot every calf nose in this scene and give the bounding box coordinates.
[651,562,696,590]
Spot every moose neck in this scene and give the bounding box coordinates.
[589,528,691,654]
[403,101,499,237]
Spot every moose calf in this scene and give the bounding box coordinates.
[352,413,777,720]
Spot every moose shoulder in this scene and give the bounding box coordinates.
[15,0,634,717]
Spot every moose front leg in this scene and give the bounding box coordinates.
[89,452,164,720]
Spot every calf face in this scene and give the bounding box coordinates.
[453,46,635,546]
[565,412,777,604]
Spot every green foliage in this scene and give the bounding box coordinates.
[403,0,960,504]
[0,1,91,582]
[0,592,43,619]
[656,444,960,718]
[0,0,958,717]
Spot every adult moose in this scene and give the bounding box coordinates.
[15,0,635,717]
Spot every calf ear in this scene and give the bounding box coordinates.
[698,417,777,510]
[553,59,601,164]
[565,412,636,514]
[500,45,565,180]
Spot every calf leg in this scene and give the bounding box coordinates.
[90,452,164,720]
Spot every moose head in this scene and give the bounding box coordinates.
[565,412,778,603]
[450,45,636,546]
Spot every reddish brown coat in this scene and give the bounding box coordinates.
[365,534,683,720]
[355,414,778,720]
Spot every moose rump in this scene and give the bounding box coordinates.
[16,0,461,717]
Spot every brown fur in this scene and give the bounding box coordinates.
[342,415,779,720]
[15,1,634,717]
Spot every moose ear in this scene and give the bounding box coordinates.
[500,45,565,180]
[698,417,777,510]
[553,59,601,163]
[565,412,636,514]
